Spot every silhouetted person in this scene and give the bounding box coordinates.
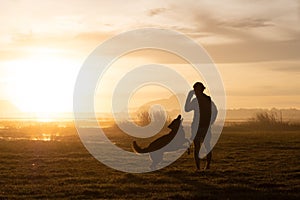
[185,82,217,171]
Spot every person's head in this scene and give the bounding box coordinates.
[193,82,205,94]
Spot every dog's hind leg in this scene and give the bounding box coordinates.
[149,151,163,170]
[184,138,192,155]
[150,162,156,170]
[149,156,158,170]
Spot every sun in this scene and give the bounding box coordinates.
[8,51,79,114]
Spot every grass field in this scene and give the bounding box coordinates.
[0,122,299,199]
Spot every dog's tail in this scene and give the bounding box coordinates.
[132,141,149,153]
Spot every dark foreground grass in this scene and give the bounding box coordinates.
[0,129,299,199]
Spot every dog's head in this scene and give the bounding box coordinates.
[167,115,183,130]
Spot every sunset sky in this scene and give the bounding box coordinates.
[0,0,299,116]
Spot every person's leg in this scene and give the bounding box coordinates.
[193,139,200,170]
[204,128,212,170]
[205,151,212,170]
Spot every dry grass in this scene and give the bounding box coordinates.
[225,112,300,132]
[0,122,299,199]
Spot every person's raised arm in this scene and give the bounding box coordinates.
[184,90,195,112]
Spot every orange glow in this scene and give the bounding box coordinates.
[7,50,79,115]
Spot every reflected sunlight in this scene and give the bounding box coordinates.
[31,133,52,141]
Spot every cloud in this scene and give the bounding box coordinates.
[161,1,300,63]
[0,30,116,61]
[156,0,300,44]
[73,31,113,43]
[266,62,300,73]
[219,18,274,28]
[204,39,300,63]
[272,66,300,72]
[228,86,300,96]
[0,0,299,64]
[147,8,167,16]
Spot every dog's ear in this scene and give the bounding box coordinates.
[168,115,181,129]
[177,115,183,123]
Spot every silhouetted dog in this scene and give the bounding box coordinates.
[132,115,190,170]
